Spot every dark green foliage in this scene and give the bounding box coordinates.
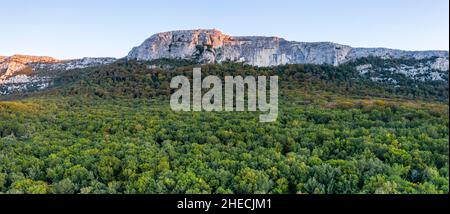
[0,58,448,194]
[48,58,448,102]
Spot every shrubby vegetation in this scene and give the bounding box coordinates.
[0,58,448,193]
[48,58,448,102]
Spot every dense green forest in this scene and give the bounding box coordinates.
[0,59,448,193]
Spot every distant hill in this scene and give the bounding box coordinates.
[0,55,115,95]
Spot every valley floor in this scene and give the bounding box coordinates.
[0,91,448,194]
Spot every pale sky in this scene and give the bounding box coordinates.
[1,0,448,59]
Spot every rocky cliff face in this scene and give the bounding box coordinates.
[0,55,116,95]
[0,55,60,83]
[127,29,449,67]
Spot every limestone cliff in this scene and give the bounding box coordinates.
[127,29,449,67]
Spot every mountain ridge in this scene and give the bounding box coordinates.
[1,54,116,84]
[0,55,116,94]
[1,29,448,96]
[127,29,449,67]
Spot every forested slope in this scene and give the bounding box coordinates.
[0,58,448,194]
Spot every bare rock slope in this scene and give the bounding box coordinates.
[128,29,448,67]
[0,55,115,95]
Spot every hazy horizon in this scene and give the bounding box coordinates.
[1,0,448,59]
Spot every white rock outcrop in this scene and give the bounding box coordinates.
[128,29,449,67]
[356,57,449,82]
[0,55,116,94]
[1,55,59,84]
